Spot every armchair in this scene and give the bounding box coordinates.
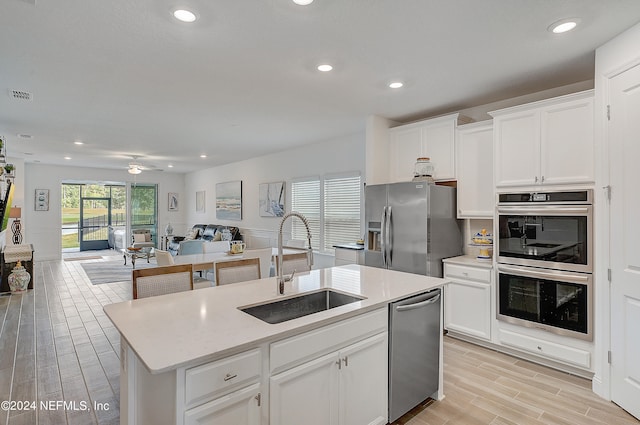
[131,229,155,249]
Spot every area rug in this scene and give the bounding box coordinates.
[81,260,156,285]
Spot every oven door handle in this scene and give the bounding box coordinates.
[497,206,591,216]
[498,265,591,285]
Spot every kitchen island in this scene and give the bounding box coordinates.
[104,265,447,425]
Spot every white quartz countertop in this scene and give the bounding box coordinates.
[103,265,446,374]
[443,255,494,269]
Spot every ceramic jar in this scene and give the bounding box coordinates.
[8,261,30,293]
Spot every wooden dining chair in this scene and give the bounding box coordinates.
[215,258,261,286]
[243,248,273,279]
[202,241,231,280]
[132,264,193,299]
[277,252,311,275]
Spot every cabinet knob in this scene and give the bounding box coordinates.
[335,359,342,369]
[537,346,542,351]
[541,176,545,183]
[535,176,539,183]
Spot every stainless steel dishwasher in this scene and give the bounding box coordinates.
[388,288,441,422]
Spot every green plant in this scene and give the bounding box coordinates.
[4,164,14,174]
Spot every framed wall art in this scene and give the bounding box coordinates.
[168,192,179,211]
[216,181,242,220]
[35,189,49,211]
[195,191,205,213]
[259,181,285,217]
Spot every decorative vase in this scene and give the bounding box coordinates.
[165,222,174,235]
[8,261,30,293]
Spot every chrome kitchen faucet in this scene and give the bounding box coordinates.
[277,212,313,295]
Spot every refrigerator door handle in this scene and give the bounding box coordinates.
[387,205,393,267]
[381,206,387,267]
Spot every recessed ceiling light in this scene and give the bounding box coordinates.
[548,18,580,34]
[64,156,71,160]
[293,0,313,5]
[173,9,197,23]
[200,154,207,158]
[317,64,333,72]
[74,141,83,145]
[389,81,404,89]
[168,164,174,168]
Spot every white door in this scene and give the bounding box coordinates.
[339,333,388,425]
[184,383,261,425]
[610,62,640,420]
[270,352,339,425]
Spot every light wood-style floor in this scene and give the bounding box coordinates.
[0,250,637,425]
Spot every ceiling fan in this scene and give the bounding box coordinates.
[127,155,162,174]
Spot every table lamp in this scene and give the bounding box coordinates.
[9,207,22,244]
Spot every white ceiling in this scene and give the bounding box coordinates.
[1,0,640,174]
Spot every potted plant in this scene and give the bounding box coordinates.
[4,164,14,175]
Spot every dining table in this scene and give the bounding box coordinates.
[171,247,305,274]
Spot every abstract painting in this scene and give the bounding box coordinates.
[259,181,285,217]
[216,181,242,220]
[195,191,205,213]
[168,192,179,211]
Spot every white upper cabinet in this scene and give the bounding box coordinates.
[456,122,494,218]
[389,113,468,182]
[490,90,594,188]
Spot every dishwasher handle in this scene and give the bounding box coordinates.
[395,294,440,312]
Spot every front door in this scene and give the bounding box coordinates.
[610,62,640,419]
[79,197,111,251]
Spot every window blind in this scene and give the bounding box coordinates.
[291,179,321,250]
[324,175,361,251]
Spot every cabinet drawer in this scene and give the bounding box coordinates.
[444,264,491,283]
[270,308,387,374]
[184,348,261,407]
[498,329,591,369]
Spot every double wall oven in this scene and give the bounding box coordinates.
[496,190,593,341]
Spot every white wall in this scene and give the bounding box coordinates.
[24,163,186,260]
[184,132,365,266]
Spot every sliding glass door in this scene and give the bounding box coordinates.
[130,184,158,247]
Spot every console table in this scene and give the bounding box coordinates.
[1,244,34,293]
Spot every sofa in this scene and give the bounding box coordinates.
[167,224,241,256]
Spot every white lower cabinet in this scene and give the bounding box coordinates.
[181,348,263,425]
[444,262,493,341]
[270,332,388,425]
[184,383,262,425]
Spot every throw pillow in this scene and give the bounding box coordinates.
[184,228,200,241]
[133,234,146,243]
[213,231,222,241]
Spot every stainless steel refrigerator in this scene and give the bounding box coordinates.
[364,182,462,277]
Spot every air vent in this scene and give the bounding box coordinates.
[17,134,33,139]
[10,90,33,101]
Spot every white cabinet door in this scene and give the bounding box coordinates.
[270,352,339,425]
[494,110,539,187]
[444,279,492,341]
[492,90,594,189]
[456,122,494,218]
[540,96,594,185]
[389,113,460,183]
[422,119,456,180]
[184,383,261,425]
[339,333,388,425]
[389,125,422,183]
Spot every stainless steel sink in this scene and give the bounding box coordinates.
[240,289,365,324]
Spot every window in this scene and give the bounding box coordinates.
[291,174,361,252]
